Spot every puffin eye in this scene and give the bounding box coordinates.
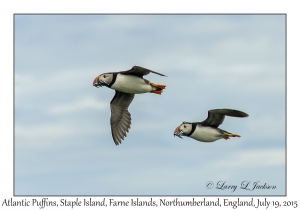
[183,125,186,128]
[103,75,106,78]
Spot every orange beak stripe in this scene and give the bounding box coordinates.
[174,126,180,135]
[93,76,98,85]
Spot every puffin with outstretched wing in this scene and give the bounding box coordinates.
[93,66,166,145]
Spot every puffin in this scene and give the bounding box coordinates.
[173,109,248,142]
[93,66,166,145]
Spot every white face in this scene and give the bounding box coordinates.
[174,122,193,138]
[93,73,114,87]
[98,73,113,86]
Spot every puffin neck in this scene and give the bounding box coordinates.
[186,123,197,137]
[107,73,118,88]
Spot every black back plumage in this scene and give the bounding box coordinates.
[199,109,249,128]
[120,66,166,78]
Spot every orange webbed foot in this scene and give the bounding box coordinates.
[150,82,166,90]
[151,90,162,95]
[224,133,241,140]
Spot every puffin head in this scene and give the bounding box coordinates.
[93,73,114,88]
[173,122,193,138]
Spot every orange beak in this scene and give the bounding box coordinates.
[174,126,179,135]
[93,76,103,88]
[93,76,98,86]
[174,126,183,138]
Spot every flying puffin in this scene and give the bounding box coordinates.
[173,109,248,142]
[93,66,166,145]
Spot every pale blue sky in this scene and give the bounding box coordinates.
[14,14,285,195]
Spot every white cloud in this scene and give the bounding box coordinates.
[15,119,110,150]
[213,148,285,168]
[48,96,108,115]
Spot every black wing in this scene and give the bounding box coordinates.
[200,109,248,128]
[110,91,135,145]
[120,66,166,77]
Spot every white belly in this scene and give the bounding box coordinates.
[111,74,152,94]
[190,126,223,142]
